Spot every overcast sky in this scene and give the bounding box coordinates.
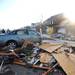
[0,0,75,30]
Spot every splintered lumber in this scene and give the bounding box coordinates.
[0,52,13,56]
[13,58,26,66]
[52,52,75,75]
[32,65,50,70]
[39,52,52,63]
[39,43,63,53]
[39,43,75,75]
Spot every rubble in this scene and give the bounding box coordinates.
[0,40,75,75]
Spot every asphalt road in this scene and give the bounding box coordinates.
[2,64,63,75]
[3,64,45,75]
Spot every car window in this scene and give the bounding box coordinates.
[17,30,25,35]
[28,30,37,35]
[17,30,29,35]
[8,31,16,35]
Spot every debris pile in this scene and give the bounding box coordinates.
[0,40,75,75]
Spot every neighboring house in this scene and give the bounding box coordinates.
[31,13,75,37]
[43,13,66,34]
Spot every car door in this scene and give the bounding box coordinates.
[28,30,41,43]
[16,30,29,42]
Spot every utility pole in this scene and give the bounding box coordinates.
[40,15,43,35]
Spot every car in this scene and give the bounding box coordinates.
[0,29,41,48]
[51,33,65,39]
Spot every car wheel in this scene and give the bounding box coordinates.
[7,41,17,49]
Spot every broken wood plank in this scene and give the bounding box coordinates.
[39,43,63,53]
[39,43,75,75]
[52,52,75,75]
[39,52,52,63]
